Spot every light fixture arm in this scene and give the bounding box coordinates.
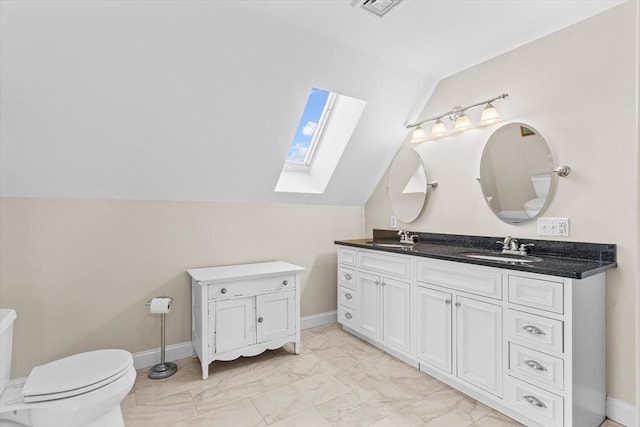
[405,93,509,129]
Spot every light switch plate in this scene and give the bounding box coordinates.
[390,216,398,228]
[537,218,569,237]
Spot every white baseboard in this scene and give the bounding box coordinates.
[300,310,337,330]
[607,396,638,427]
[132,341,194,370]
[133,310,337,369]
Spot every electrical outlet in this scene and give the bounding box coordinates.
[390,216,398,228]
[537,218,569,237]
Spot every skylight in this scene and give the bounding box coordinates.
[286,87,336,167]
[275,88,367,194]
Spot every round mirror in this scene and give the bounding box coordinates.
[388,148,431,223]
[479,123,556,224]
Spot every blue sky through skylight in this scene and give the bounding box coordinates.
[287,87,330,163]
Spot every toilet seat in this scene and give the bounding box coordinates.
[22,350,133,403]
[524,197,545,210]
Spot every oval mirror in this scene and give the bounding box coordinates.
[388,148,431,223]
[479,123,556,225]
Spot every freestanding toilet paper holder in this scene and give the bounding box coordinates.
[145,296,178,379]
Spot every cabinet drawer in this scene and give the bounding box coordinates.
[507,309,563,355]
[338,286,357,309]
[509,275,564,314]
[208,274,294,299]
[338,247,356,266]
[338,266,356,289]
[338,305,357,327]
[416,258,502,300]
[509,343,564,391]
[507,376,564,427]
[358,250,410,278]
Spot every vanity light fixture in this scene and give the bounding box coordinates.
[407,93,509,142]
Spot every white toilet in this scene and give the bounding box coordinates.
[0,309,136,427]
[524,173,551,218]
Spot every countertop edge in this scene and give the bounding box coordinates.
[334,240,616,280]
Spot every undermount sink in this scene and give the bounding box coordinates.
[461,252,543,263]
[365,241,414,249]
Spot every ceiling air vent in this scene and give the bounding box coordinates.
[351,0,405,19]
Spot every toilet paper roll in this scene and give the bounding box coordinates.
[149,297,172,314]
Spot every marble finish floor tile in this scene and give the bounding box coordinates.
[125,323,621,427]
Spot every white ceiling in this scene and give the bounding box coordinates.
[237,0,627,79]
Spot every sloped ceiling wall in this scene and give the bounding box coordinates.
[0,1,435,206]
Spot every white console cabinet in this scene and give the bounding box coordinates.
[188,261,304,380]
[337,246,607,427]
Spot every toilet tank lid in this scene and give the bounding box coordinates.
[0,309,16,335]
[22,349,133,399]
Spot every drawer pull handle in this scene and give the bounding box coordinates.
[220,288,227,294]
[258,317,264,323]
[345,293,353,300]
[524,359,547,372]
[445,299,451,305]
[283,280,288,286]
[344,312,353,319]
[344,274,352,281]
[522,325,545,336]
[523,395,547,409]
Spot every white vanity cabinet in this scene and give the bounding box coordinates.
[337,247,412,357]
[416,259,503,397]
[336,244,608,427]
[188,261,304,380]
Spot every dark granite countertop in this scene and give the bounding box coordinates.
[335,230,616,279]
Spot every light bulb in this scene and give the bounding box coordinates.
[410,125,428,143]
[479,103,500,126]
[453,113,472,133]
[431,119,447,139]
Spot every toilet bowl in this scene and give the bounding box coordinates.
[0,309,135,427]
[524,173,551,218]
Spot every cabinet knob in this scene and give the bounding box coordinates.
[375,281,380,286]
[344,273,352,281]
[445,299,451,305]
[523,395,547,409]
[220,288,227,294]
[522,325,545,336]
[345,293,352,300]
[344,312,352,319]
[283,280,288,286]
[258,317,264,323]
[524,360,547,372]
[455,302,461,307]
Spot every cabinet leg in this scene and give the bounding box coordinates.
[294,341,301,355]
[201,362,209,380]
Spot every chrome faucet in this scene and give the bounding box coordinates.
[398,229,418,245]
[497,236,534,256]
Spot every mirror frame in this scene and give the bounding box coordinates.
[388,148,431,223]
[479,122,557,225]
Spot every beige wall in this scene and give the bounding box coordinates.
[0,198,363,377]
[367,2,639,405]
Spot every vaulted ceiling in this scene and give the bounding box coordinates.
[0,1,625,206]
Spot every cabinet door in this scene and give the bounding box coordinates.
[256,290,295,343]
[382,276,411,354]
[357,271,381,339]
[416,286,452,373]
[456,296,503,397]
[215,297,256,353]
